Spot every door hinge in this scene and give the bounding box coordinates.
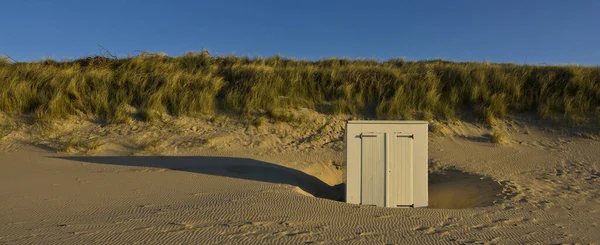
[360,134,378,138]
[396,134,414,139]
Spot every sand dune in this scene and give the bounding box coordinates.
[1,115,599,244]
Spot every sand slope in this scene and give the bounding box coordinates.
[1,117,600,244]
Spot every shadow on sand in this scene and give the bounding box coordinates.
[55,156,345,201]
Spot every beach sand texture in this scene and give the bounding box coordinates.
[1,113,599,244]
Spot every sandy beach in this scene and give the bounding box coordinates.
[1,114,599,244]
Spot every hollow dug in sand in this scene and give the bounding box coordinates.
[281,165,506,209]
[330,168,505,209]
[290,168,506,210]
[428,169,505,209]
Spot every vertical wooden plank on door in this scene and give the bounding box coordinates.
[388,133,414,207]
[360,132,385,206]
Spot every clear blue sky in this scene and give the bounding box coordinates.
[2,0,599,65]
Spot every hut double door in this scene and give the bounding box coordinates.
[360,132,414,207]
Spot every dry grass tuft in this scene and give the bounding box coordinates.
[491,129,508,145]
[136,138,163,153]
[580,132,599,140]
[266,108,303,123]
[429,122,451,136]
[0,120,18,140]
[252,117,267,127]
[83,138,103,152]
[58,137,76,152]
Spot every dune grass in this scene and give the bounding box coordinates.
[491,129,509,145]
[1,51,599,125]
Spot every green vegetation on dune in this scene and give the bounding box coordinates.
[0,52,599,125]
